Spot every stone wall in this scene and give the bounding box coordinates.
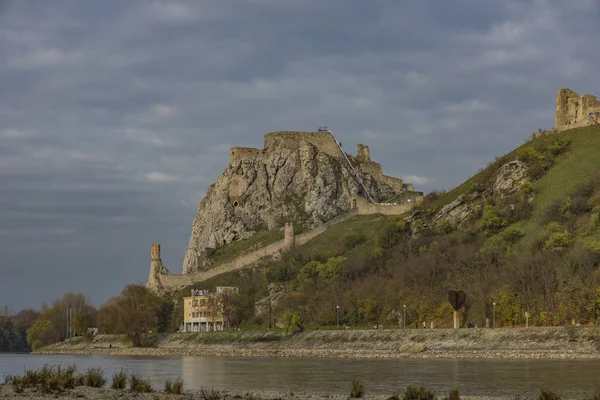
[555,88,600,131]
[148,209,360,294]
[358,161,404,193]
[264,131,340,158]
[353,195,421,216]
[148,193,426,294]
[230,147,265,165]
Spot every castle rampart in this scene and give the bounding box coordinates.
[555,88,600,131]
[230,147,264,165]
[264,131,341,159]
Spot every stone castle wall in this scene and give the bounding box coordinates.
[264,131,341,159]
[230,147,265,165]
[555,88,600,131]
[148,208,366,294]
[353,196,420,216]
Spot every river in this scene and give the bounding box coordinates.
[1,354,600,397]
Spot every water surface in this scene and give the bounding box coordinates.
[1,354,600,397]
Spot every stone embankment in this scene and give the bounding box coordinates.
[35,326,600,360]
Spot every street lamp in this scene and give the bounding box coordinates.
[336,306,340,330]
[492,302,496,328]
[403,304,406,329]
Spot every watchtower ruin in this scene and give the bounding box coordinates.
[555,88,600,131]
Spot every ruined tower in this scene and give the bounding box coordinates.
[555,88,600,131]
[147,243,165,293]
[284,222,295,250]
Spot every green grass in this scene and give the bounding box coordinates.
[208,228,284,266]
[296,214,397,259]
[427,126,600,213]
[527,126,600,225]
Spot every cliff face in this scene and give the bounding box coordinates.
[182,131,418,274]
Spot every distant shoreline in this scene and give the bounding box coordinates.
[33,326,600,360]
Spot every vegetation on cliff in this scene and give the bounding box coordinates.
[169,125,600,330]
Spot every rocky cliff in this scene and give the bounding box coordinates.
[182,130,421,274]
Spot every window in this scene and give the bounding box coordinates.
[192,300,198,307]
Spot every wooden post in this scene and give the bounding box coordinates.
[453,311,459,329]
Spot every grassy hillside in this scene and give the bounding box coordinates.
[169,125,600,332]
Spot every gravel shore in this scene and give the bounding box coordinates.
[0,385,520,400]
[34,326,600,360]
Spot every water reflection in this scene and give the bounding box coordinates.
[1,354,600,397]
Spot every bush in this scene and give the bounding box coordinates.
[164,377,184,394]
[129,373,154,393]
[445,388,460,400]
[480,205,507,236]
[350,379,365,398]
[111,369,127,390]
[500,226,524,245]
[81,367,105,388]
[281,310,304,335]
[402,385,435,400]
[544,231,572,252]
[200,386,221,400]
[539,389,561,400]
[344,232,367,249]
[14,365,78,394]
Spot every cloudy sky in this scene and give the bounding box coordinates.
[1,0,599,310]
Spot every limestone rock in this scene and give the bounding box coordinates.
[492,160,528,197]
[182,131,416,274]
[255,283,288,317]
[429,160,528,232]
[430,193,483,230]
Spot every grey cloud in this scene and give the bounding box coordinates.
[1,0,599,309]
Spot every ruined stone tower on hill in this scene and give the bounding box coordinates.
[182,130,422,274]
[554,88,600,131]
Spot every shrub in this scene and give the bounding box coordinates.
[520,181,536,196]
[172,377,184,394]
[544,231,572,252]
[281,311,304,335]
[539,389,561,400]
[500,226,524,245]
[350,379,365,398]
[81,367,105,388]
[344,232,367,249]
[200,386,221,400]
[111,369,127,390]
[164,377,184,394]
[480,205,507,236]
[402,385,435,400]
[129,373,154,393]
[445,388,460,400]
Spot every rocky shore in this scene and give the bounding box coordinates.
[0,385,523,400]
[34,326,600,360]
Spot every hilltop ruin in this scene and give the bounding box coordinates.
[554,88,600,131]
[147,129,423,294]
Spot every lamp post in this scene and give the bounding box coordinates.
[403,304,406,329]
[336,306,340,330]
[492,302,496,328]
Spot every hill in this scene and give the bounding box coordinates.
[161,123,600,332]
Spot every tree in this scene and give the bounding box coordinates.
[72,312,93,336]
[26,318,54,350]
[116,285,162,346]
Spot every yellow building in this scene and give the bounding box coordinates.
[182,287,238,332]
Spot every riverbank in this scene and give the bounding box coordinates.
[0,385,520,400]
[34,326,600,359]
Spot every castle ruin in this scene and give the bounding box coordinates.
[554,88,600,131]
[148,129,424,294]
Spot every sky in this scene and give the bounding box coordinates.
[1,0,600,311]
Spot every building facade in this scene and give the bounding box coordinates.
[182,287,239,332]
